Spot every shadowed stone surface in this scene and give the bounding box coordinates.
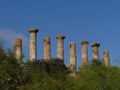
[69,42,76,70]
[44,36,51,61]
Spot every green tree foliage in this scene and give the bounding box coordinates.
[0,42,23,90]
[20,59,71,90]
[1,42,120,90]
[73,60,120,90]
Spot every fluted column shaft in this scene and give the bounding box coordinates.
[29,28,39,61]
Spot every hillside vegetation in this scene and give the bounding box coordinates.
[0,43,120,90]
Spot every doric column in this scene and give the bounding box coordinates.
[104,50,110,67]
[91,42,100,60]
[29,28,39,61]
[56,35,65,60]
[14,38,22,60]
[81,41,89,66]
[44,36,51,61]
[70,42,76,70]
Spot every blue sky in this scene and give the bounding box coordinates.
[0,0,120,68]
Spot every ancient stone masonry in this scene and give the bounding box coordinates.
[44,36,51,61]
[56,35,65,60]
[14,38,22,61]
[29,28,39,61]
[91,42,100,60]
[104,50,110,67]
[81,41,89,66]
[69,42,77,70]
[13,28,111,70]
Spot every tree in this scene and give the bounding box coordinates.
[73,59,120,90]
[0,42,23,90]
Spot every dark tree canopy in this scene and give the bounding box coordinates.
[0,42,120,90]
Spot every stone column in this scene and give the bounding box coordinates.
[104,50,110,67]
[44,36,51,61]
[56,35,65,60]
[81,41,89,66]
[70,42,76,70]
[14,38,22,60]
[91,42,100,60]
[29,28,39,61]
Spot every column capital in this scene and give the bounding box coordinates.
[29,28,39,33]
[56,35,65,40]
[81,41,89,45]
[91,42,100,47]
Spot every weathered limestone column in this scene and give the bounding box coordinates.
[91,42,100,60]
[44,36,51,61]
[104,50,110,67]
[29,28,39,61]
[14,38,22,60]
[70,42,76,70]
[81,41,89,66]
[56,35,65,60]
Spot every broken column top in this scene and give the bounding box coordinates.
[70,42,76,44]
[44,36,50,39]
[14,38,22,46]
[56,35,66,39]
[70,42,76,47]
[15,38,22,41]
[91,42,100,47]
[81,41,89,45]
[44,36,50,44]
[104,50,109,52]
[29,28,39,33]
[104,50,109,54]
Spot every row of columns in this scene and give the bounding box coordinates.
[14,28,110,68]
[80,41,110,67]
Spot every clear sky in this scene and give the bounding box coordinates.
[0,0,120,68]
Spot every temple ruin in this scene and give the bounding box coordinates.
[14,28,110,69]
